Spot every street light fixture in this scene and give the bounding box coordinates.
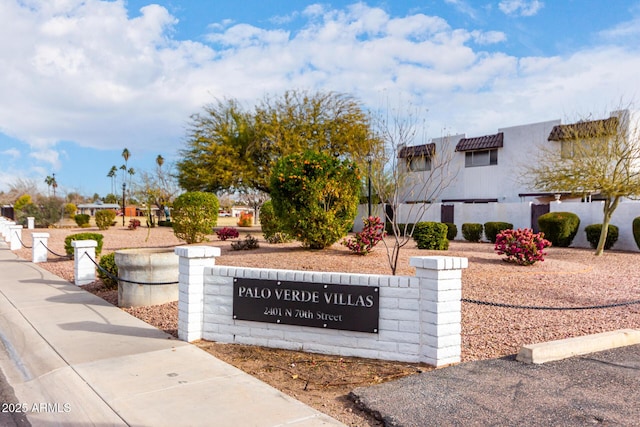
[365,153,372,217]
[122,183,126,227]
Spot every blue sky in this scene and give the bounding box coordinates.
[1,0,640,198]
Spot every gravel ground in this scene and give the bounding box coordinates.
[14,224,640,362]
[11,224,640,426]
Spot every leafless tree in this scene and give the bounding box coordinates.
[525,107,640,255]
[370,104,459,275]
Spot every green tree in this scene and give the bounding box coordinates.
[14,194,32,211]
[270,151,360,249]
[103,193,118,204]
[172,192,219,244]
[525,108,640,255]
[177,90,382,193]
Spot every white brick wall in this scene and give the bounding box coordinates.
[176,246,467,367]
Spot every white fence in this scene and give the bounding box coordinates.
[355,201,640,252]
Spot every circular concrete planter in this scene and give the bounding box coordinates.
[114,248,179,308]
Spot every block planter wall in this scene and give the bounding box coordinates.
[176,246,467,367]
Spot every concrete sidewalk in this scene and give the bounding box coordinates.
[0,243,343,426]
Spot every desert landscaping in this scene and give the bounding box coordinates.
[11,221,640,426]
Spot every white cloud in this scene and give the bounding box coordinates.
[1,148,21,159]
[599,16,640,41]
[0,0,638,178]
[498,0,544,17]
[444,0,478,19]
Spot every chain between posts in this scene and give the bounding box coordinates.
[462,298,640,311]
[37,240,69,258]
[12,232,32,249]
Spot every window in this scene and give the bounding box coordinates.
[407,156,431,171]
[465,149,498,167]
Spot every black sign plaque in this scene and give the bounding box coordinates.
[233,278,379,333]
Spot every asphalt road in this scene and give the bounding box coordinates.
[351,344,640,426]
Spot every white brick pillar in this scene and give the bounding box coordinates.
[27,217,35,229]
[0,218,7,238]
[73,239,97,286]
[3,221,15,242]
[9,225,23,250]
[175,246,221,342]
[32,232,50,263]
[411,256,468,367]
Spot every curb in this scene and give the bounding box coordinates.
[516,328,640,364]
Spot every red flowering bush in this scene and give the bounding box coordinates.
[128,218,141,230]
[216,227,239,241]
[495,228,551,266]
[342,216,386,255]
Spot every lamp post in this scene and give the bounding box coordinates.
[122,183,126,226]
[366,153,372,217]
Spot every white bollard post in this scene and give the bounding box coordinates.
[27,217,35,229]
[3,221,15,243]
[32,233,50,263]
[9,225,23,251]
[411,256,468,367]
[73,240,98,286]
[175,246,221,342]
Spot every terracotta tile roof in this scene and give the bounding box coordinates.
[455,132,503,152]
[398,143,435,158]
[548,117,619,141]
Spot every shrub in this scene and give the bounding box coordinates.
[128,218,141,230]
[217,227,239,241]
[342,216,386,255]
[74,214,91,227]
[64,203,77,218]
[260,200,291,242]
[484,222,514,243]
[537,212,580,247]
[633,217,640,250]
[270,151,360,249]
[494,228,551,266]
[266,232,293,244]
[16,203,41,227]
[584,224,619,250]
[237,212,253,227]
[97,252,118,289]
[462,223,483,242]
[14,194,32,211]
[444,222,457,240]
[412,222,449,250]
[95,210,116,230]
[64,233,104,258]
[172,192,219,244]
[231,234,260,250]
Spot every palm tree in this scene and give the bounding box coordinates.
[107,166,118,194]
[51,174,58,197]
[121,148,131,186]
[44,175,54,196]
[127,167,135,189]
